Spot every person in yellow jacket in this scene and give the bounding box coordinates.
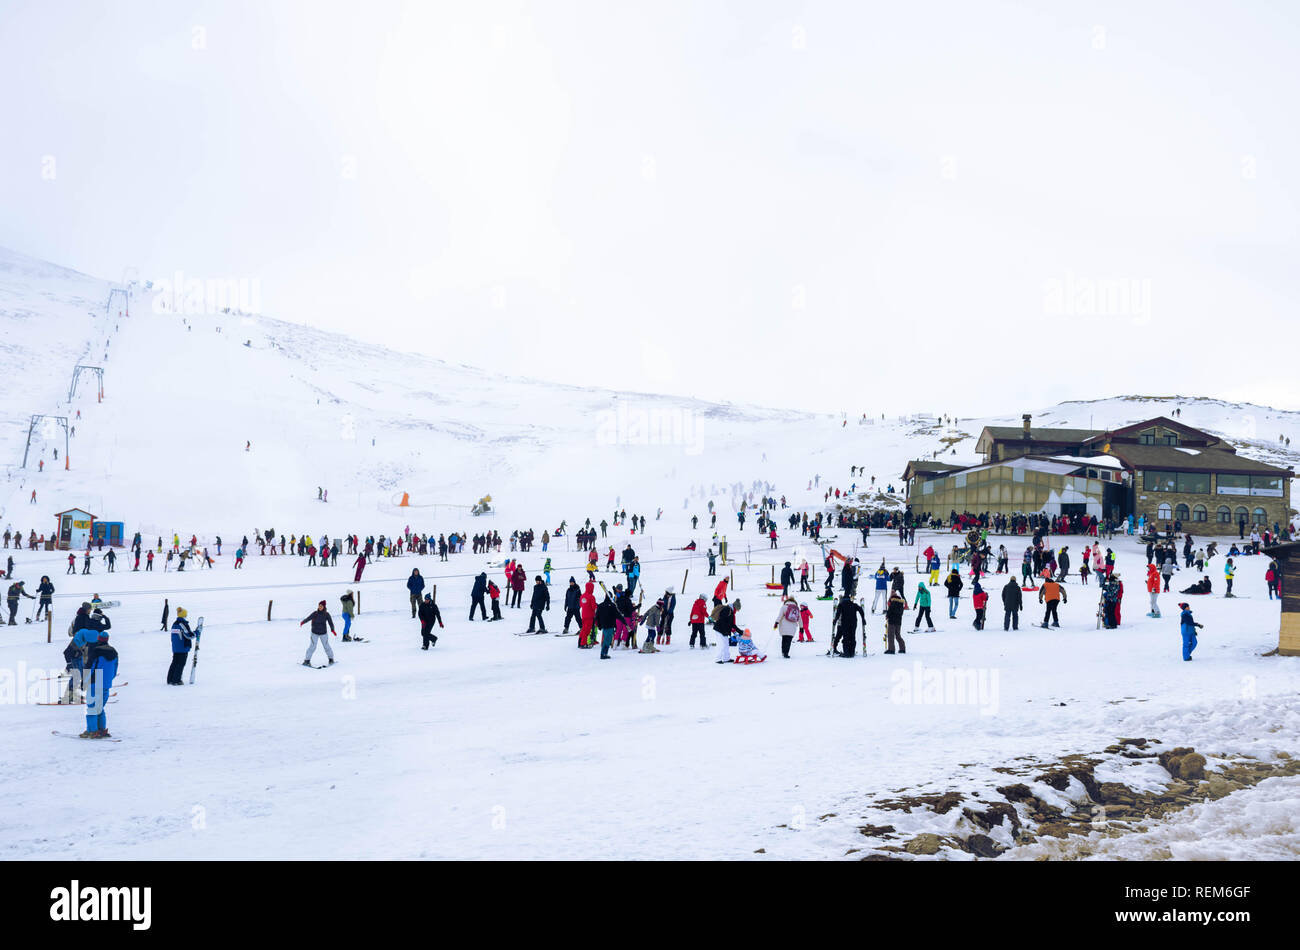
[1224,557,1236,597]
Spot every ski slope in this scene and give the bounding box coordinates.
[1,244,1299,860]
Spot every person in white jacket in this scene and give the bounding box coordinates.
[773,596,802,658]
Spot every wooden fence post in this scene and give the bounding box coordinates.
[267,600,272,621]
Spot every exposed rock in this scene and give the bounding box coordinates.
[857,824,897,838]
[996,783,1034,802]
[904,833,944,855]
[1178,753,1207,781]
[1096,782,1135,804]
[965,834,1003,858]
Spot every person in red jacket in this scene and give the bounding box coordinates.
[487,580,503,620]
[688,594,710,648]
[1146,563,1162,618]
[972,581,989,629]
[714,577,729,603]
[606,547,616,571]
[579,581,597,647]
[352,552,367,582]
[798,602,814,641]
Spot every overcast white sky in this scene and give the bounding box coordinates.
[2,0,1296,415]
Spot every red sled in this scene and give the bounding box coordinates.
[734,654,767,664]
[1021,586,1039,592]
[764,583,783,590]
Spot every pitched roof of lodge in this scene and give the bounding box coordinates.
[1095,415,1221,445]
[979,426,1105,444]
[902,460,967,480]
[1104,443,1292,475]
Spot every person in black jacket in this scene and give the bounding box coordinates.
[1002,576,1023,630]
[6,580,34,624]
[832,594,866,657]
[527,576,551,633]
[35,575,54,621]
[418,593,443,649]
[596,594,619,658]
[944,569,964,619]
[300,600,336,666]
[562,578,581,634]
[469,572,488,621]
[780,561,795,597]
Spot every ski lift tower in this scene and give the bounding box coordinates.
[22,415,69,469]
[69,365,105,403]
[106,287,129,319]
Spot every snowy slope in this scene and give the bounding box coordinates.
[2,245,1300,861]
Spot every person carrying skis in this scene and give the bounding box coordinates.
[167,608,194,685]
[418,593,443,649]
[300,600,337,666]
[884,588,907,654]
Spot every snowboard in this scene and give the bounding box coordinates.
[188,617,204,684]
[51,730,121,742]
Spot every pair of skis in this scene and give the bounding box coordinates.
[189,617,205,683]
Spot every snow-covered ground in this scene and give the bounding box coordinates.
[2,245,1298,860]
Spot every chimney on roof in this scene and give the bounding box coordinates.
[1023,414,1031,440]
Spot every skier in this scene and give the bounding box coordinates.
[1039,577,1067,628]
[418,593,443,649]
[299,600,337,667]
[82,629,119,737]
[167,608,194,685]
[526,576,550,633]
[913,582,935,631]
[562,578,582,634]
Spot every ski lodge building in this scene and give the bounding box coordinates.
[903,415,1294,532]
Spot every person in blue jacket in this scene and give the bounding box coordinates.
[406,568,426,618]
[871,564,890,613]
[82,630,118,738]
[1178,602,1203,661]
[627,559,641,596]
[168,608,194,685]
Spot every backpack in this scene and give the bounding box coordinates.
[783,602,799,624]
